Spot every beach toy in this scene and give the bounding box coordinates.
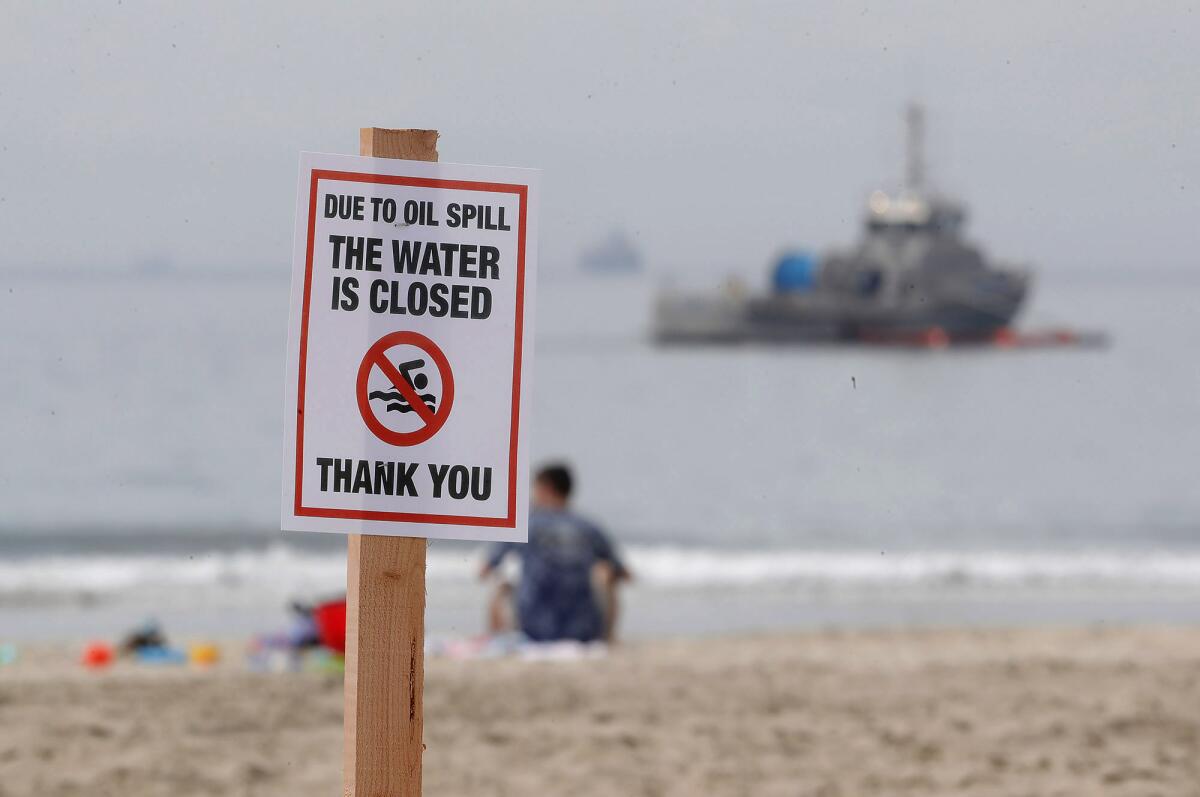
[134,645,187,665]
[313,598,347,653]
[303,648,345,674]
[81,641,114,670]
[188,642,221,667]
[119,619,166,655]
[247,647,300,673]
[0,643,17,666]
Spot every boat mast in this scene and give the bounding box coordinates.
[904,102,925,194]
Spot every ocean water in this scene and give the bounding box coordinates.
[1,268,1198,639]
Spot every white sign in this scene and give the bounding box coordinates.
[282,153,538,542]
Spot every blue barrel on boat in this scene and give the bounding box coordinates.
[772,250,817,292]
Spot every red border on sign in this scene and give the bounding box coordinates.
[294,169,528,528]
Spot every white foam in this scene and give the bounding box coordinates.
[622,546,1200,589]
[4,544,1200,609]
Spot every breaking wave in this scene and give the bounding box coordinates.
[4,545,1200,609]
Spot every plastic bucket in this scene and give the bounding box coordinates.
[312,599,347,653]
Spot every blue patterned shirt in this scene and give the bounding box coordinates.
[486,508,627,643]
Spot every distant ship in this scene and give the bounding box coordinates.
[654,104,1031,344]
[580,230,643,273]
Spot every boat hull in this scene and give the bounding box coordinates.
[654,279,1028,344]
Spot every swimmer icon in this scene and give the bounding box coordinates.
[367,358,437,414]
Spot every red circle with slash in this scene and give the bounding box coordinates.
[356,331,455,447]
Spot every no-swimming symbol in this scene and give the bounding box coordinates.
[356,331,455,447]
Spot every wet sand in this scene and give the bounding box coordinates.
[3,626,1200,795]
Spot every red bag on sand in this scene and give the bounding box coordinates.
[313,599,347,653]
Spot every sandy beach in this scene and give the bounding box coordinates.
[2,626,1199,795]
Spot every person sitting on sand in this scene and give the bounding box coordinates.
[480,463,630,643]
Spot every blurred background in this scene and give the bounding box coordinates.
[2,1,1198,642]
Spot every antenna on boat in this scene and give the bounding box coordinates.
[904,102,925,194]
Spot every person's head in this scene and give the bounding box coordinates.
[532,463,573,509]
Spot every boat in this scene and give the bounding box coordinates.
[580,230,643,273]
[654,104,1031,344]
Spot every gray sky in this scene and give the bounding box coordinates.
[2,1,1197,275]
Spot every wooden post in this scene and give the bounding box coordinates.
[343,127,439,797]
